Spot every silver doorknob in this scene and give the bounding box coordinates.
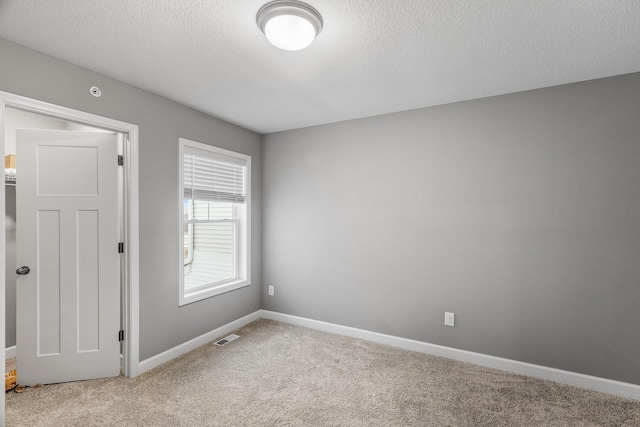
[16,266,30,275]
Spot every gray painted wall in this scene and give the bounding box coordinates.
[263,73,640,385]
[0,37,262,361]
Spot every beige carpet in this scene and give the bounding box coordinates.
[5,319,640,426]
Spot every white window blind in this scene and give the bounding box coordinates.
[183,150,246,204]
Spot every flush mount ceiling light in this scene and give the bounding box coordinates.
[257,0,323,51]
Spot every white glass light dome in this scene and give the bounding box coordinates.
[257,1,323,51]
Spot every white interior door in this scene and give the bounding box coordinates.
[16,129,120,385]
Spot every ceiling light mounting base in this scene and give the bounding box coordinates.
[257,0,323,51]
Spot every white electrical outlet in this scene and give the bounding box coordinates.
[444,312,455,327]
[268,285,275,296]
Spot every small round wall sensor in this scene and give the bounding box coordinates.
[90,86,102,97]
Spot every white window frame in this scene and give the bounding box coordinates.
[178,138,251,306]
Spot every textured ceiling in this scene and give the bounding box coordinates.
[0,1,639,134]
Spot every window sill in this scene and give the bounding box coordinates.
[179,278,250,306]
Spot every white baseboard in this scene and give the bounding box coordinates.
[260,310,640,401]
[131,308,640,400]
[5,346,16,359]
[137,310,262,375]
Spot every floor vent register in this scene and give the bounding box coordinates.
[215,334,240,346]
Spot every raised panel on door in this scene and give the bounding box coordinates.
[36,210,61,356]
[77,210,100,353]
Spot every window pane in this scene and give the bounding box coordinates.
[184,221,235,291]
[191,200,234,221]
[184,199,193,221]
[183,223,191,263]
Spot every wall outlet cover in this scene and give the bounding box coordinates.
[445,312,455,327]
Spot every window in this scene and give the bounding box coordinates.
[178,138,251,305]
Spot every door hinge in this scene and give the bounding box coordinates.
[118,330,124,342]
[118,155,124,166]
[118,242,124,253]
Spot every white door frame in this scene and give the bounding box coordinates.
[0,92,140,393]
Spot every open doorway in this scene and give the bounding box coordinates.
[0,90,140,421]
